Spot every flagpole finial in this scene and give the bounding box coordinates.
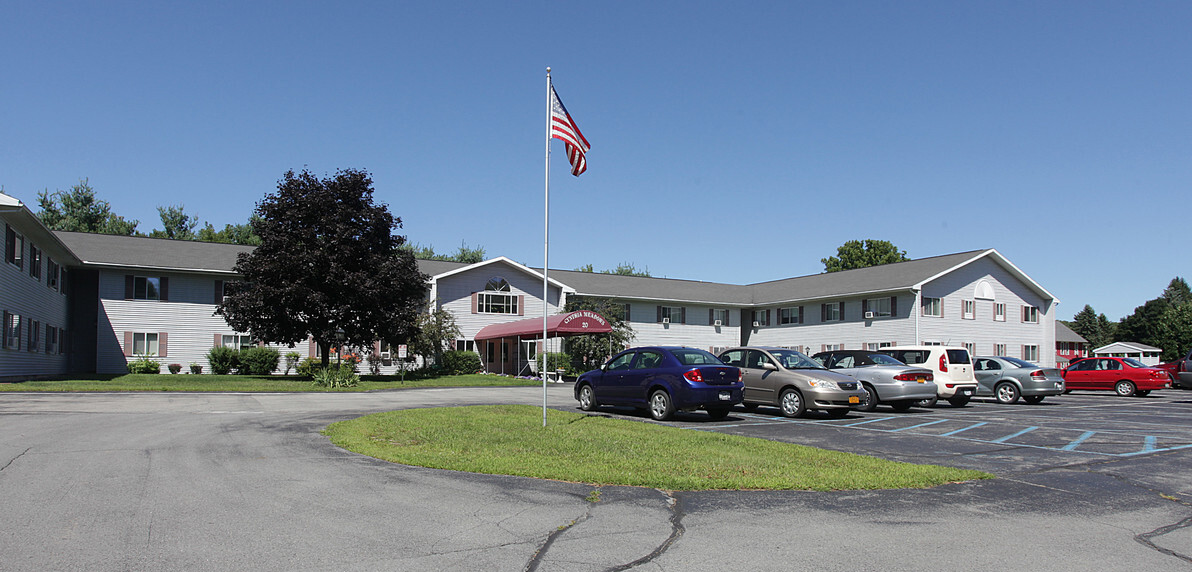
[546,67,551,73]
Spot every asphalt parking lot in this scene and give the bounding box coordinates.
[4,386,1192,571]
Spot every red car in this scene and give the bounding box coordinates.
[1061,357,1171,396]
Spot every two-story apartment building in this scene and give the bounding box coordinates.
[1,191,1061,378]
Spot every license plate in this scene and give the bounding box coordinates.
[848,396,860,404]
[960,388,973,395]
[917,376,927,383]
[718,391,732,401]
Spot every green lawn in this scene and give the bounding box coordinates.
[323,404,993,491]
[0,373,541,392]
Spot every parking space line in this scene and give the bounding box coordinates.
[888,419,949,432]
[1060,431,1096,451]
[1120,443,1192,457]
[1143,435,1156,453]
[840,417,897,427]
[940,422,987,436]
[991,426,1038,443]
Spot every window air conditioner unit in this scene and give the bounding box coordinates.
[752,321,761,327]
[662,317,670,324]
[713,320,723,327]
[865,311,875,319]
[381,352,391,359]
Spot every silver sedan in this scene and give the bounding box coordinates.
[973,356,1065,404]
[811,350,938,412]
[719,347,866,418]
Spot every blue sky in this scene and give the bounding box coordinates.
[3,1,1188,321]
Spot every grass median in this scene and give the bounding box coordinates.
[0,373,541,392]
[323,404,993,491]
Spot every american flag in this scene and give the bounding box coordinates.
[549,84,590,176]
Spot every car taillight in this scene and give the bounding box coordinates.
[684,369,704,383]
[893,372,932,381]
[1030,371,1046,380]
[939,354,948,373]
[738,370,743,382]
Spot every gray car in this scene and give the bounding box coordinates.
[973,356,1065,404]
[811,350,938,412]
[718,347,866,418]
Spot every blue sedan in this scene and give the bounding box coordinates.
[574,346,744,420]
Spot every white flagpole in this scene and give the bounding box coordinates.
[543,67,552,428]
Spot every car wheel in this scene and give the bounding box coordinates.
[706,407,731,420]
[890,400,914,412]
[649,390,675,420]
[914,396,938,408]
[779,388,806,418]
[947,394,971,407]
[994,382,1020,404]
[1023,395,1045,404]
[1115,380,1137,397]
[824,408,850,419]
[854,384,879,412]
[577,384,599,411]
[740,403,759,412]
[1135,390,1151,397]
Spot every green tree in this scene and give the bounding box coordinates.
[197,219,262,245]
[36,179,139,235]
[574,262,651,277]
[218,168,429,367]
[1155,302,1192,361]
[409,308,462,366]
[148,205,199,240]
[562,296,636,372]
[821,239,909,273]
[1162,277,1191,307]
[1068,305,1115,350]
[402,241,486,263]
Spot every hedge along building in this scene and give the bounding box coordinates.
[1,192,1060,376]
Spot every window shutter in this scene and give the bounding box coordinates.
[681,307,686,324]
[124,331,133,357]
[159,332,168,357]
[309,337,317,357]
[214,334,223,347]
[214,280,224,304]
[1,311,8,348]
[518,295,525,316]
[471,292,478,314]
[862,299,868,315]
[839,302,845,320]
[125,275,134,299]
[821,304,827,322]
[657,306,662,323]
[159,277,169,301]
[890,296,897,316]
[709,309,714,324]
[798,306,804,324]
[4,225,13,264]
[766,309,771,326]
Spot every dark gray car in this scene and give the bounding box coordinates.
[812,350,938,412]
[973,356,1065,404]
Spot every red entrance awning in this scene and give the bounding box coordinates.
[474,310,612,341]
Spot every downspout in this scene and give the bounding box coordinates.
[913,289,921,345]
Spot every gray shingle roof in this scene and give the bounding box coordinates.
[1055,321,1087,343]
[55,231,254,275]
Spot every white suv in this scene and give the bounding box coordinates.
[879,346,977,407]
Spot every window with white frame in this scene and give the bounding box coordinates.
[222,334,254,350]
[47,259,60,291]
[822,343,843,351]
[752,309,769,326]
[132,332,159,356]
[134,276,161,300]
[1022,305,1039,323]
[3,312,20,350]
[45,325,58,354]
[28,245,41,280]
[865,297,892,318]
[660,306,684,324]
[995,343,1007,356]
[962,300,975,320]
[994,303,1006,322]
[923,340,943,346]
[478,277,518,314]
[712,308,728,326]
[5,225,23,270]
[964,342,976,355]
[822,302,841,322]
[622,303,632,322]
[922,297,942,317]
[866,342,879,351]
[779,306,803,324]
[1022,345,1039,362]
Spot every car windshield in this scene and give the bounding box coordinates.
[946,349,971,364]
[672,349,724,366]
[770,350,825,370]
[1123,358,1147,368]
[1000,357,1034,368]
[866,353,905,366]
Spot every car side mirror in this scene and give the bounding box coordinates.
[600,363,608,372]
[763,362,778,371]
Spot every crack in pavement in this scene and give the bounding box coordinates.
[1137,514,1192,564]
[0,447,31,471]
[523,488,687,572]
